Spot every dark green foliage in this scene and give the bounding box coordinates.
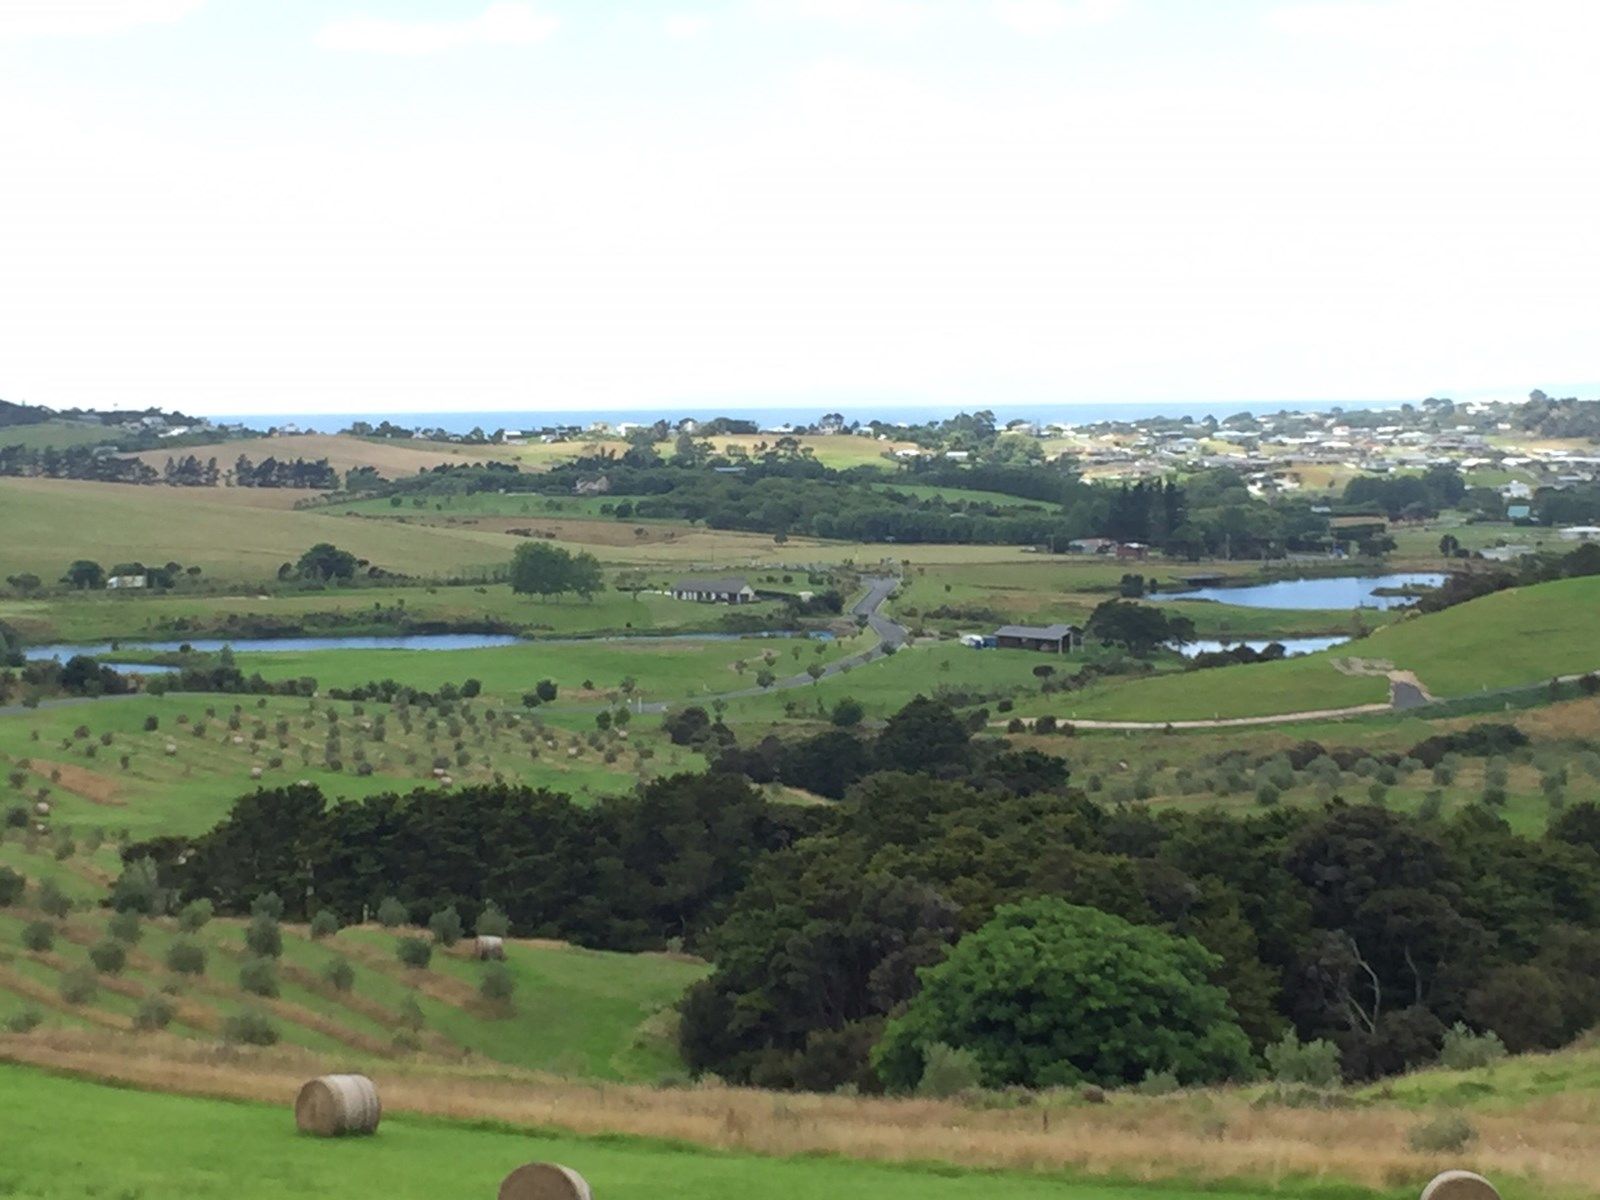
[20,921,53,952]
[509,541,603,600]
[873,899,1253,1090]
[428,905,463,946]
[166,939,206,976]
[0,866,24,906]
[59,968,98,1004]
[829,697,865,727]
[479,963,515,1004]
[134,995,175,1031]
[1084,599,1196,656]
[245,914,282,958]
[397,936,432,968]
[36,880,71,918]
[476,903,510,938]
[322,957,356,992]
[238,956,279,997]
[249,891,284,919]
[875,695,971,774]
[107,909,143,945]
[222,1009,280,1046]
[376,896,408,928]
[177,898,213,932]
[309,909,340,939]
[88,939,127,975]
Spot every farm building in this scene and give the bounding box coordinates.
[670,575,756,604]
[994,623,1080,654]
[105,574,148,590]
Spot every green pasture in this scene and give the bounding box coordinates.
[0,582,788,643]
[0,420,119,451]
[0,692,667,837]
[0,1065,1305,1200]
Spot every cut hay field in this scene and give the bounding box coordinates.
[0,867,703,1079]
[0,478,507,583]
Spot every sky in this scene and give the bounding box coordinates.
[1,0,1597,417]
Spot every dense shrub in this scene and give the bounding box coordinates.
[166,939,206,976]
[309,909,340,940]
[177,898,213,932]
[222,1009,280,1046]
[916,1043,983,1098]
[238,957,279,997]
[134,994,175,1031]
[88,939,127,975]
[397,936,432,969]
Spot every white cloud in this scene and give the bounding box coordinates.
[992,0,1125,36]
[750,0,932,33]
[662,12,714,40]
[315,3,558,56]
[0,0,204,39]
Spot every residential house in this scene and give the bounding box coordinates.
[671,576,756,604]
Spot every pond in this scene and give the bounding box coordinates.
[21,629,832,663]
[1164,572,1448,611]
[1174,636,1350,658]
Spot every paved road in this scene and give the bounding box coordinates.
[637,575,906,713]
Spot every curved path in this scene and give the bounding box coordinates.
[636,575,906,713]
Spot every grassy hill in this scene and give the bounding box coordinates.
[0,477,509,584]
[1042,576,1600,723]
[0,858,704,1081]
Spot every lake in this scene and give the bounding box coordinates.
[1175,636,1349,658]
[22,629,831,663]
[1165,572,1448,611]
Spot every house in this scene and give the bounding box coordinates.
[1560,526,1600,542]
[994,623,1080,654]
[573,475,611,496]
[671,576,756,604]
[1116,542,1149,560]
[105,575,147,590]
[1067,537,1118,555]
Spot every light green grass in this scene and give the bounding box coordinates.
[0,583,788,643]
[0,420,120,450]
[0,1064,1300,1200]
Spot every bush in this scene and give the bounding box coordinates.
[59,968,98,1004]
[245,915,282,958]
[1136,1069,1181,1096]
[177,898,214,932]
[222,1010,280,1046]
[249,891,284,920]
[1033,715,1057,734]
[88,939,128,975]
[830,698,865,728]
[322,957,356,992]
[309,909,340,940]
[1265,1033,1342,1087]
[37,880,71,918]
[108,909,143,944]
[4,1008,42,1034]
[428,905,463,947]
[166,939,207,976]
[1438,1022,1507,1070]
[20,920,54,952]
[917,1043,984,1097]
[0,866,24,906]
[134,994,175,1031]
[1407,1112,1477,1153]
[397,936,432,968]
[476,903,510,938]
[376,895,408,928]
[480,963,516,1004]
[238,956,279,997]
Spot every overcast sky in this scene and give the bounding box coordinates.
[2,0,1596,416]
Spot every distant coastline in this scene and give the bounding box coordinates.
[218,398,1418,436]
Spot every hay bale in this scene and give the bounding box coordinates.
[497,1163,592,1200]
[165,743,178,756]
[249,766,263,780]
[1421,1172,1499,1200]
[475,935,505,961]
[294,1074,381,1137]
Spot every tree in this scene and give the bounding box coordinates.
[876,696,970,774]
[509,542,604,600]
[1085,599,1194,656]
[295,543,359,581]
[830,697,865,727]
[62,560,105,590]
[428,905,463,946]
[873,899,1253,1090]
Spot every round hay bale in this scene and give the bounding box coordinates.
[1421,1172,1499,1200]
[165,743,178,756]
[294,1074,381,1137]
[497,1163,592,1200]
[249,766,263,780]
[475,935,505,961]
